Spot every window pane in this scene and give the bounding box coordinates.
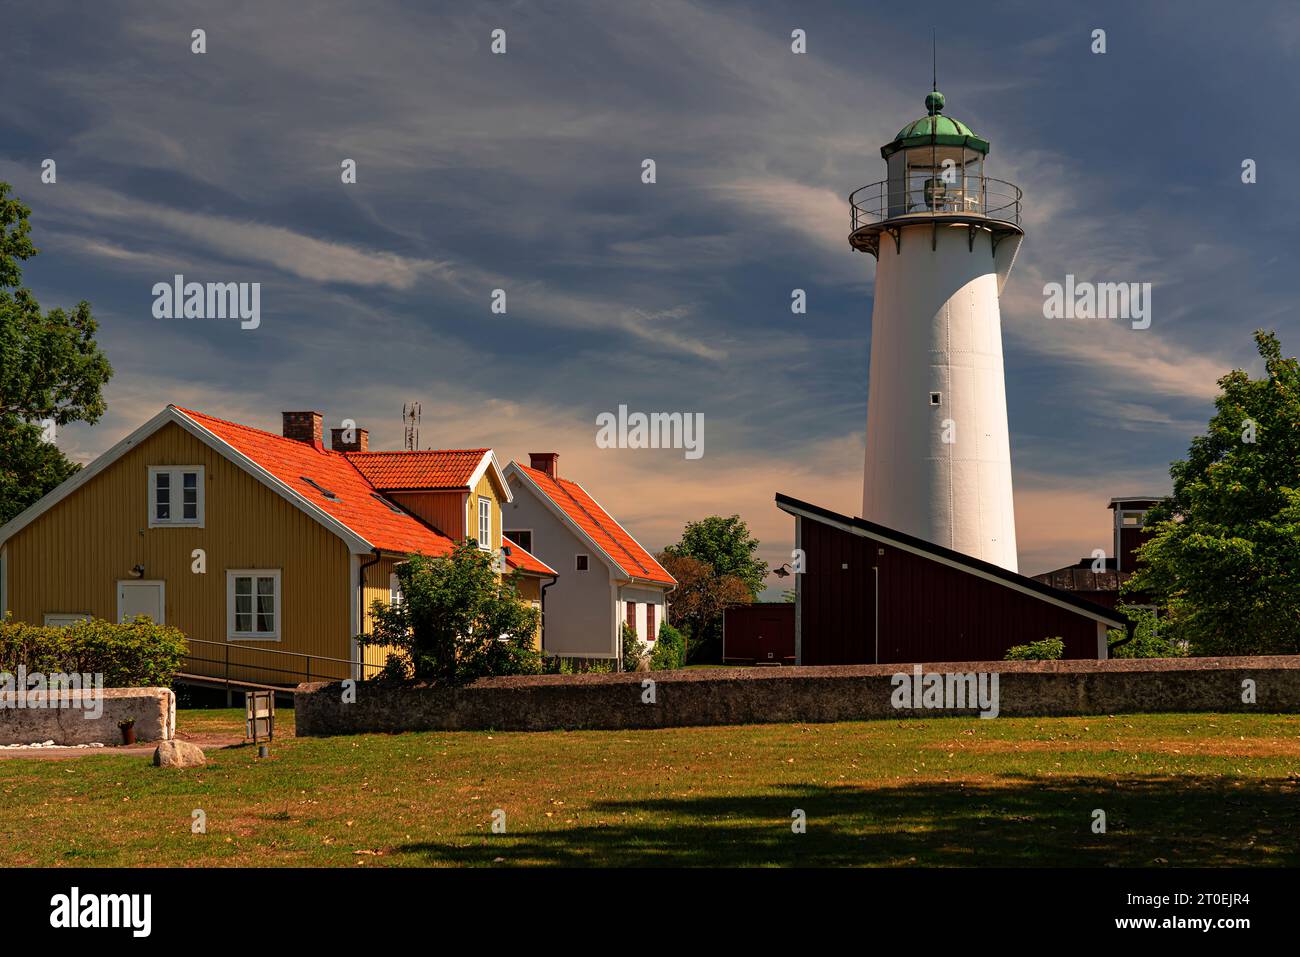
[235,584,252,631]
[256,577,275,632]
[183,472,198,519]
[155,473,170,520]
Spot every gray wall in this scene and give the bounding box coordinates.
[0,687,176,745]
[504,473,614,657]
[296,656,1300,735]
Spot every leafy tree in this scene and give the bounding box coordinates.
[1106,606,1186,659]
[361,540,541,686]
[0,182,113,524]
[1124,331,1300,655]
[662,515,767,599]
[656,551,752,663]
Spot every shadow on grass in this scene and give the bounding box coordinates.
[396,775,1300,867]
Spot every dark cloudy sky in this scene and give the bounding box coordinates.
[5,0,1297,589]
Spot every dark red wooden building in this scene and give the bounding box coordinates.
[1030,496,1159,610]
[776,493,1126,664]
[723,603,796,664]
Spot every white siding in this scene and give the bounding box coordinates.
[504,475,615,657]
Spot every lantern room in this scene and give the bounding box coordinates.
[882,91,990,217]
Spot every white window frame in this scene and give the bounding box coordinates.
[44,613,91,627]
[576,554,590,572]
[148,465,205,527]
[226,569,281,641]
[477,496,492,550]
[389,571,404,607]
[1120,509,1147,528]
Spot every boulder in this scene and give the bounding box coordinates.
[152,740,206,768]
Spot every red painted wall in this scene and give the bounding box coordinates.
[723,603,795,662]
[798,518,1102,664]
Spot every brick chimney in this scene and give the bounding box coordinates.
[330,427,369,453]
[529,452,559,479]
[282,411,324,449]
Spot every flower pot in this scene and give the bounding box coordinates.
[120,725,136,746]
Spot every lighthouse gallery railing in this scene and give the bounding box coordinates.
[850,177,1022,232]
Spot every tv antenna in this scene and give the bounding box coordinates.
[402,402,421,451]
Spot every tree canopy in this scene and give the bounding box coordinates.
[661,514,767,599]
[361,541,542,685]
[0,182,113,524]
[1124,330,1300,655]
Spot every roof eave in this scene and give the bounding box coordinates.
[880,133,991,159]
[0,406,378,555]
[503,461,630,579]
[775,492,1126,629]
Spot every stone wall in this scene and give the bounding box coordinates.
[0,688,176,745]
[294,656,1300,736]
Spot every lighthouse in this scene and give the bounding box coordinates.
[850,88,1024,572]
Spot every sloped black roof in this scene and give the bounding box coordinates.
[775,492,1127,629]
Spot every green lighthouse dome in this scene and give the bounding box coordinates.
[881,91,990,159]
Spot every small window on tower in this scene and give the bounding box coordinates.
[576,554,589,572]
[929,392,942,406]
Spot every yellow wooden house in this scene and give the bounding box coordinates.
[0,406,556,687]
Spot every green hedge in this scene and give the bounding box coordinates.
[1003,637,1065,661]
[0,615,188,687]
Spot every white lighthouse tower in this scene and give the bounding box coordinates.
[850,88,1023,571]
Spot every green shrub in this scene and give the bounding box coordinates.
[361,541,542,686]
[0,614,188,686]
[651,622,685,670]
[545,656,614,675]
[1107,605,1186,658]
[1003,637,1065,661]
[621,622,645,671]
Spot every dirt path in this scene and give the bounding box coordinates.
[0,729,251,761]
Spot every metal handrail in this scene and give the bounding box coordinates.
[850,176,1022,231]
[179,638,385,689]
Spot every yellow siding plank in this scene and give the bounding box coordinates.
[5,422,354,684]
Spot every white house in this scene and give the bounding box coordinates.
[502,453,675,662]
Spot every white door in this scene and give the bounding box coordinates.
[117,580,165,624]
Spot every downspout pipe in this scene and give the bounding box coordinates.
[357,548,382,678]
[539,573,559,654]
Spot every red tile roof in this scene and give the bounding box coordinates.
[346,449,489,490]
[512,463,675,586]
[502,540,556,577]
[174,407,456,556]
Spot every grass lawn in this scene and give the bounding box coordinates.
[1,709,1297,867]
